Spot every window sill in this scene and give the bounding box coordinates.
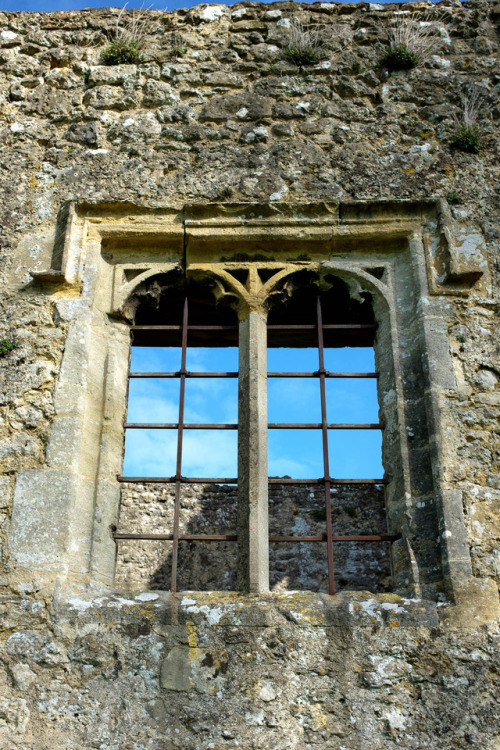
[49,578,498,629]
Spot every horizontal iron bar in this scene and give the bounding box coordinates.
[129,372,238,379]
[128,371,377,379]
[267,372,378,378]
[125,423,238,430]
[117,476,238,484]
[131,325,237,331]
[268,478,387,485]
[114,533,238,541]
[130,324,375,331]
[267,324,376,330]
[124,423,382,430]
[268,423,382,430]
[113,533,398,542]
[269,534,398,542]
[118,476,387,485]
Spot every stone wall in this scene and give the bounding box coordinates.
[0,0,499,747]
[1,590,500,750]
[116,483,391,592]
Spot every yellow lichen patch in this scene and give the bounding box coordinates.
[275,591,326,625]
[188,647,229,695]
[378,593,404,604]
[186,620,198,649]
[309,702,330,730]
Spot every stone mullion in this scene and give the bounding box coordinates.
[237,309,269,594]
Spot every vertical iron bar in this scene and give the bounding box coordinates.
[317,296,335,595]
[171,297,188,593]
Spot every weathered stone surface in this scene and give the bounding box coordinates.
[0,1,499,746]
[160,646,191,691]
[199,92,273,122]
[9,469,76,569]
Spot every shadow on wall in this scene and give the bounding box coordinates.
[114,482,392,593]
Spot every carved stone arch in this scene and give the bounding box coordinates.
[318,263,391,310]
[187,262,318,318]
[113,263,184,322]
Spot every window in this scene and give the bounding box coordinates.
[9,200,484,608]
[116,281,240,592]
[114,275,396,594]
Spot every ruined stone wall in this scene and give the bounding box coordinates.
[0,1,499,747]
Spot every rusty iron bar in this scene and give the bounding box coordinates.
[269,534,398,543]
[131,324,376,331]
[131,325,237,331]
[267,324,377,330]
[113,533,398,542]
[125,423,239,430]
[268,423,382,429]
[117,476,387,485]
[269,477,387,485]
[316,296,335,596]
[268,372,378,378]
[170,297,189,594]
[114,533,238,541]
[129,371,377,379]
[129,372,239,379]
[117,476,238,484]
[123,423,381,430]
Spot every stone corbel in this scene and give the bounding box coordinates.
[424,199,488,294]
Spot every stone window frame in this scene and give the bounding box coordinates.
[8,200,497,614]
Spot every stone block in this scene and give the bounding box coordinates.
[88,64,137,86]
[45,416,83,470]
[160,646,191,692]
[9,469,77,569]
[199,93,273,123]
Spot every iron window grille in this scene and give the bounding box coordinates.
[115,292,397,594]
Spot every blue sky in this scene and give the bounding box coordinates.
[2,0,420,11]
[123,346,383,480]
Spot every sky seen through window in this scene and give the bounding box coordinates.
[123,345,384,480]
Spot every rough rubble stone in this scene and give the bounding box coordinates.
[0,1,499,747]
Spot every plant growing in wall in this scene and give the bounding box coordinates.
[446,191,462,205]
[101,4,151,65]
[166,32,187,59]
[451,85,486,154]
[380,13,436,72]
[0,339,18,357]
[282,19,328,68]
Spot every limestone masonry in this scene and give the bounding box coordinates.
[0,0,499,747]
